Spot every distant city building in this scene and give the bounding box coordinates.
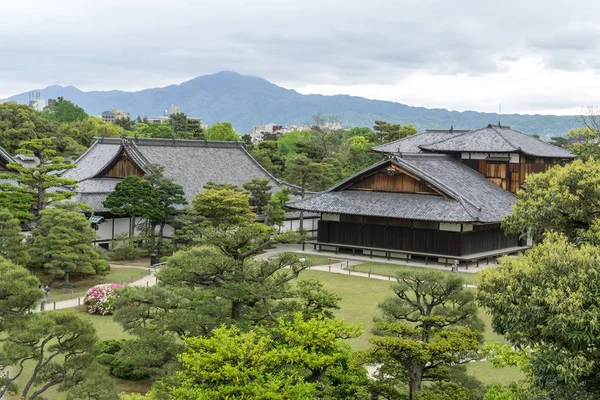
[144,104,202,126]
[102,109,130,123]
[28,91,45,112]
[144,116,170,124]
[250,123,284,143]
[47,99,58,107]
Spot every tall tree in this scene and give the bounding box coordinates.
[243,178,272,215]
[365,269,483,400]
[478,233,600,398]
[0,310,105,400]
[502,158,600,244]
[373,120,417,143]
[206,122,239,141]
[0,208,27,265]
[0,257,41,330]
[0,138,77,218]
[0,103,56,153]
[40,97,88,123]
[103,176,160,237]
[27,204,109,286]
[192,182,256,227]
[143,166,187,252]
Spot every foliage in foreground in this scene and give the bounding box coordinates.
[478,232,600,398]
[366,269,484,400]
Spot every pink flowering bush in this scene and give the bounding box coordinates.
[84,283,123,315]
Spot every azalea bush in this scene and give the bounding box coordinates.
[84,283,123,315]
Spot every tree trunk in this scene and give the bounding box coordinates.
[408,365,424,400]
[36,189,46,217]
[231,301,243,320]
[63,272,72,288]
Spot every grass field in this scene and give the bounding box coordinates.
[42,267,148,302]
[279,252,343,266]
[350,262,483,285]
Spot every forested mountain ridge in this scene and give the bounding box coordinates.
[2,71,581,136]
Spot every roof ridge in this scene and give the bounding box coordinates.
[498,125,575,156]
[123,139,151,172]
[416,129,475,151]
[489,125,520,151]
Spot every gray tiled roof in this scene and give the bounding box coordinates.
[64,138,295,212]
[287,154,516,223]
[419,125,575,158]
[373,125,575,159]
[371,129,470,154]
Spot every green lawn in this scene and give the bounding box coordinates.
[465,361,525,385]
[43,267,148,302]
[351,262,483,286]
[276,252,343,266]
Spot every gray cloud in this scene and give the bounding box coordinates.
[1,0,600,108]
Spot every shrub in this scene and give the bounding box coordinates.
[110,233,139,261]
[84,283,123,315]
[277,230,307,244]
[94,339,150,381]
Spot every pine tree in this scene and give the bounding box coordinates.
[0,208,26,264]
[28,204,109,286]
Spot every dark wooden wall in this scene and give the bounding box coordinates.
[461,157,560,193]
[347,169,440,195]
[317,221,519,257]
[103,154,144,178]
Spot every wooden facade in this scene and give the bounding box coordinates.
[102,151,144,178]
[461,155,561,193]
[342,165,444,196]
[317,220,520,257]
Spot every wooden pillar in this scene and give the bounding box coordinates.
[425,256,428,265]
[370,250,373,259]
[352,248,355,256]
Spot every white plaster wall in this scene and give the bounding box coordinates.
[322,213,340,221]
[96,220,112,241]
[439,223,461,232]
[510,153,520,163]
[113,218,131,237]
[462,224,474,232]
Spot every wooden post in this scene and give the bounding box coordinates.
[328,265,331,272]
[388,275,391,281]
[302,242,305,251]
[368,269,371,278]
[445,258,448,267]
[425,256,428,265]
[466,260,469,270]
[155,277,158,284]
[476,259,480,267]
[335,246,339,254]
[53,302,56,310]
[78,297,81,306]
[130,276,133,283]
[370,250,373,259]
[146,281,149,287]
[352,248,355,256]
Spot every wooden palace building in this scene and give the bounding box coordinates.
[287,124,575,264]
[61,137,315,244]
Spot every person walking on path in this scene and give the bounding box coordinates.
[452,260,459,274]
[39,285,49,311]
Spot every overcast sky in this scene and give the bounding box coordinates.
[1,0,599,115]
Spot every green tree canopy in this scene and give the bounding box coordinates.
[159,315,364,400]
[243,178,272,215]
[502,158,600,243]
[0,310,108,400]
[478,232,600,398]
[206,122,239,141]
[0,256,41,329]
[0,103,56,153]
[0,138,77,219]
[27,204,109,285]
[0,208,27,264]
[192,182,255,227]
[40,97,88,123]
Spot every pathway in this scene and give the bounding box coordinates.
[33,264,160,312]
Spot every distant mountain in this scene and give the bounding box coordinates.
[1,71,581,137]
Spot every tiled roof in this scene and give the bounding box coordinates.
[287,154,516,223]
[373,125,575,159]
[371,129,470,154]
[64,137,297,212]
